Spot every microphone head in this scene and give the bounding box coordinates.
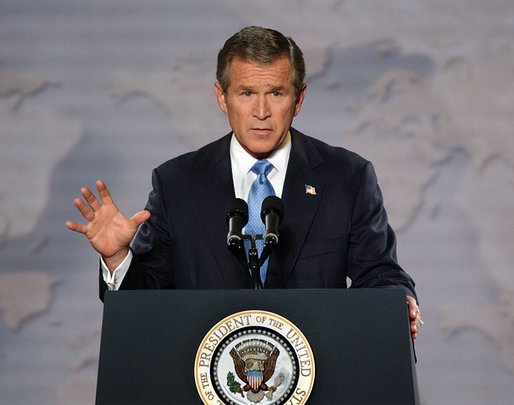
[260,196,284,223]
[226,198,248,225]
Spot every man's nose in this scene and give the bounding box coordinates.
[253,96,271,120]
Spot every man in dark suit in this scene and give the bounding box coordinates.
[67,26,422,339]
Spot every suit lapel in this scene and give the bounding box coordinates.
[192,135,249,287]
[268,129,327,287]
[191,130,327,289]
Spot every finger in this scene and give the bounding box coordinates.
[73,197,95,222]
[129,210,151,228]
[65,220,87,234]
[81,186,101,212]
[406,296,419,319]
[96,179,114,205]
[411,320,420,333]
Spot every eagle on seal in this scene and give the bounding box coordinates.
[229,341,280,394]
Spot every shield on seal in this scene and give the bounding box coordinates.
[247,370,264,391]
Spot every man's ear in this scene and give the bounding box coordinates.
[214,82,228,114]
[294,83,307,117]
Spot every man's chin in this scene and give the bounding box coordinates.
[249,151,273,159]
[246,145,274,159]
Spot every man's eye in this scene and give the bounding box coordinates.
[272,91,282,96]
[242,91,252,96]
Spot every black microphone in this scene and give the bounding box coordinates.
[226,198,248,245]
[260,196,284,245]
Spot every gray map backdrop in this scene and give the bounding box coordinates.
[1,0,513,403]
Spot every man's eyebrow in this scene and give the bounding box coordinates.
[269,85,286,92]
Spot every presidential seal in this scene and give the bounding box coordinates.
[194,310,315,405]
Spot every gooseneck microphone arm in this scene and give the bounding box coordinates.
[258,196,284,267]
[226,198,248,269]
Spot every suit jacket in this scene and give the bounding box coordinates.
[99,128,416,300]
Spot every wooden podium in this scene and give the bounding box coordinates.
[96,289,418,404]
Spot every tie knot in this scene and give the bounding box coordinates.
[251,160,273,176]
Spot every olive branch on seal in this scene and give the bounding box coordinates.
[226,371,242,395]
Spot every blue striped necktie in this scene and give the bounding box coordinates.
[245,159,275,284]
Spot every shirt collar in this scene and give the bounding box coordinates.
[230,131,292,176]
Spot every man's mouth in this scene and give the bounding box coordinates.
[251,128,272,135]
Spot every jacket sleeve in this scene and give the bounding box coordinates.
[346,161,417,300]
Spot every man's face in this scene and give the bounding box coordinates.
[215,57,306,159]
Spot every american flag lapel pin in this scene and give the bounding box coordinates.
[305,184,317,195]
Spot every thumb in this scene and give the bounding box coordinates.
[130,210,151,227]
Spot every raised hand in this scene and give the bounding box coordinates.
[66,179,151,272]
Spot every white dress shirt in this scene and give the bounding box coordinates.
[102,131,292,290]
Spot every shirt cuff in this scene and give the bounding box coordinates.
[101,250,133,291]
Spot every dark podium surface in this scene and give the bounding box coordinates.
[96,289,418,404]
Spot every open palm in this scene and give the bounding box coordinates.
[66,180,150,269]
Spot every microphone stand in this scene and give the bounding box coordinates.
[246,235,262,290]
[233,234,278,290]
[227,234,262,289]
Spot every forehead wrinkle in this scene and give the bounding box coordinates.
[236,83,287,92]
